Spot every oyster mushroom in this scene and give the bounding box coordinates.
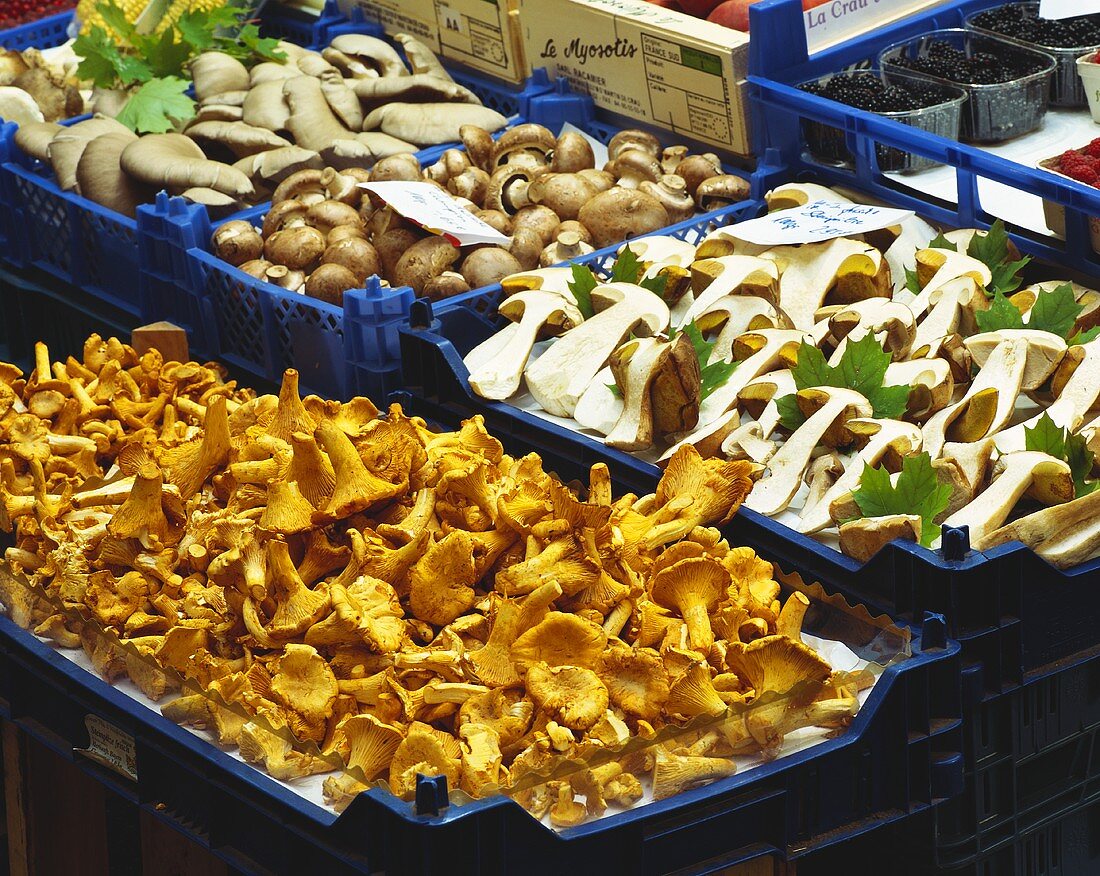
[466,289,583,400]
[523,283,669,417]
[744,387,873,516]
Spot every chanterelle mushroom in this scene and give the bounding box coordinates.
[466,290,582,400]
[524,283,669,417]
[745,387,873,516]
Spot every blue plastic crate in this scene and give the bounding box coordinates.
[0,10,72,50]
[746,0,1100,275]
[0,552,962,876]
[151,74,763,404]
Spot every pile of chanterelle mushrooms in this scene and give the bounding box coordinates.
[13,33,508,218]
[209,125,750,303]
[466,181,1100,568]
[0,334,869,824]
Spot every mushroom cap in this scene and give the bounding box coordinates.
[510,611,607,672]
[408,529,479,626]
[965,329,1067,391]
[525,663,609,730]
[491,123,556,167]
[597,646,669,720]
[726,635,832,698]
[340,713,404,780]
[388,725,462,799]
[577,187,669,248]
[649,555,730,615]
[270,643,339,724]
[666,660,727,718]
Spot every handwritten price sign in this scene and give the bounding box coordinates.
[725,200,914,246]
[361,181,511,246]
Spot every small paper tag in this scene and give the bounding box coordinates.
[1039,0,1100,20]
[78,714,138,781]
[361,181,511,246]
[725,200,914,246]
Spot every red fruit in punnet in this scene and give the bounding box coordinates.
[677,0,722,15]
[645,0,685,8]
[707,0,755,30]
[1086,141,1100,159]
[1071,166,1100,186]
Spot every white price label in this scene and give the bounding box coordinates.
[438,2,465,35]
[1039,0,1100,19]
[78,714,138,781]
[361,181,511,246]
[725,200,914,246]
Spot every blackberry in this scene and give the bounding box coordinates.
[973,4,1100,49]
[892,39,1047,84]
[798,72,952,113]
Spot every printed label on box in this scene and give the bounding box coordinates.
[351,0,524,81]
[78,714,138,781]
[803,0,947,53]
[521,0,749,154]
[725,200,914,245]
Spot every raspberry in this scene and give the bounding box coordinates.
[1085,141,1100,159]
[1069,166,1099,185]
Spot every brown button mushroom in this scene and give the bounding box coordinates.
[447,167,490,203]
[326,223,367,245]
[490,123,556,168]
[540,230,594,267]
[393,236,460,294]
[375,228,424,279]
[509,227,543,271]
[607,129,661,160]
[459,124,494,171]
[577,188,670,248]
[305,200,361,235]
[511,205,561,246]
[305,263,359,305]
[239,258,273,279]
[485,165,538,214]
[475,209,512,235]
[212,220,264,267]
[423,272,471,301]
[608,148,662,188]
[579,168,615,194]
[262,199,309,238]
[640,174,695,224]
[460,247,522,290]
[527,172,597,222]
[369,153,422,182]
[264,225,326,273]
[265,264,306,292]
[322,238,380,283]
[675,153,723,197]
[556,220,592,244]
[551,131,595,173]
[695,175,751,211]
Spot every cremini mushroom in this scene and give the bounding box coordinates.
[577,187,670,248]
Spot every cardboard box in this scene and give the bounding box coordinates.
[346,0,527,83]
[517,0,752,157]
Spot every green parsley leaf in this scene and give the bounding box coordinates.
[852,453,952,547]
[116,76,195,134]
[1069,326,1100,346]
[782,335,909,425]
[1024,412,1098,497]
[567,263,596,320]
[776,393,805,432]
[610,245,643,284]
[927,231,957,251]
[1027,282,1084,339]
[974,289,1025,333]
[904,266,922,296]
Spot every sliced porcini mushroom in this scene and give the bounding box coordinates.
[1014,281,1100,336]
[658,409,741,463]
[120,133,254,199]
[796,418,923,534]
[909,276,986,356]
[966,329,1067,391]
[393,236,460,294]
[838,515,922,563]
[606,334,700,450]
[540,230,594,267]
[909,248,992,319]
[973,488,1100,567]
[691,295,781,365]
[802,452,845,516]
[943,451,1075,543]
[940,438,996,506]
[639,174,695,224]
[688,255,781,316]
[491,123,556,169]
[75,131,153,218]
[499,266,574,297]
[994,336,1100,453]
[765,182,850,212]
[921,333,1042,458]
[524,283,670,417]
[884,357,954,421]
[881,215,938,294]
[744,387,873,516]
[761,239,889,330]
[697,329,810,425]
[820,298,916,363]
[695,174,751,211]
[466,289,582,399]
[527,172,597,222]
[578,187,669,248]
[364,103,508,147]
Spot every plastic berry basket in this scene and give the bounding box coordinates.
[878,28,1056,143]
[1037,148,1100,254]
[798,68,966,173]
[964,2,1100,108]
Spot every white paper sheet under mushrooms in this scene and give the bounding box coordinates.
[466,182,1100,568]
